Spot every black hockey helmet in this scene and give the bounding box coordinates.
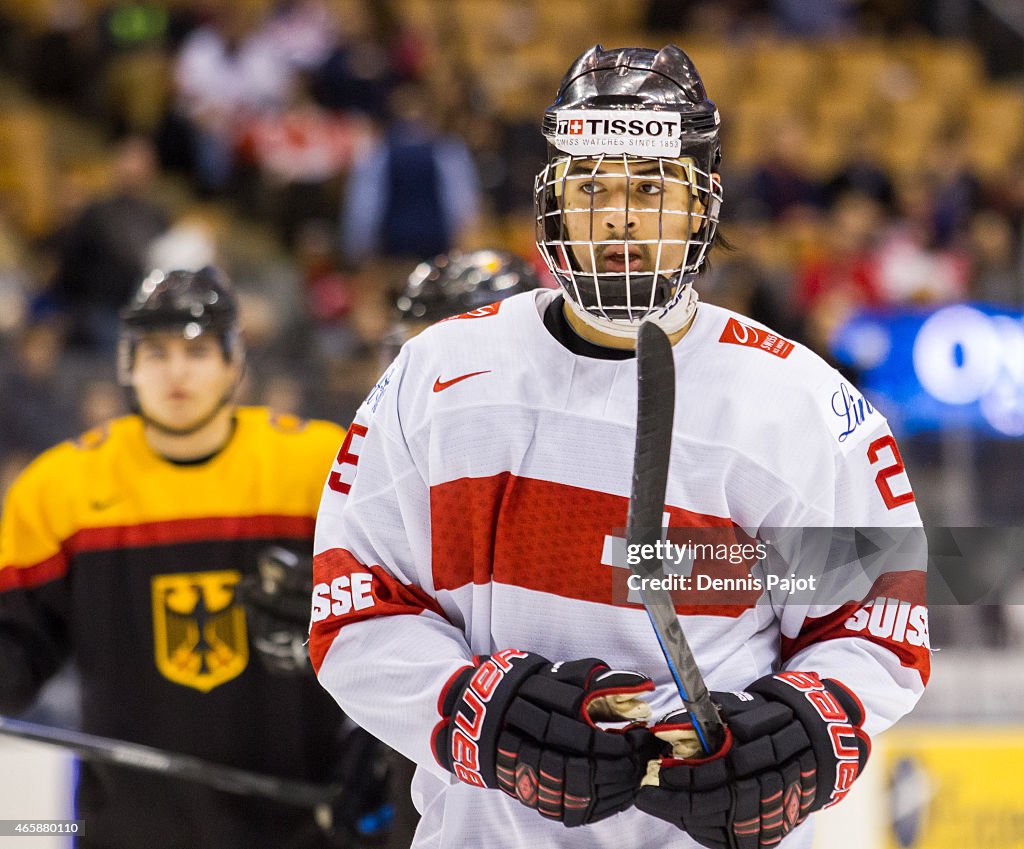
[118,266,244,382]
[382,249,541,362]
[397,249,540,323]
[121,266,238,334]
[534,45,723,334]
[541,44,721,171]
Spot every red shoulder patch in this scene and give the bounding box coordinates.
[440,302,503,322]
[718,317,794,359]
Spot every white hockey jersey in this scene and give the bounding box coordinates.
[312,289,929,849]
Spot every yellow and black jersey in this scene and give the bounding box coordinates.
[0,407,351,849]
[0,407,339,591]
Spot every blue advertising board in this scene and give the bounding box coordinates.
[831,304,1024,436]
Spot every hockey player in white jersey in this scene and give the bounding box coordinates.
[312,44,929,849]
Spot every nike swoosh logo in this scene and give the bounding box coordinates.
[433,370,491,393]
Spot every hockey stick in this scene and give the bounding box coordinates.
[627,321,725,755]
[0,716,344,808]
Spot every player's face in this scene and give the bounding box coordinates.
[131,332,238,431]
[560,157,708,276]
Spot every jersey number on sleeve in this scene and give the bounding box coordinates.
[328,423,368,495]
[866,435,915,510]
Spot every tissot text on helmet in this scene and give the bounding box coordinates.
[552,111,686,158]
[558,118,681,137]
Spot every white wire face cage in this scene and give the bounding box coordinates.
[534,152,722,325]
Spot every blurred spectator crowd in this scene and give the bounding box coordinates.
[1,0,1024,644]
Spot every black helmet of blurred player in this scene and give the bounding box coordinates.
[118,266,245,433]
[382,249,542,362]
[534,44,722,341]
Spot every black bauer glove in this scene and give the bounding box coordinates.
[431,649,663,827]
[636,671,870,849]
[236,546,314,675]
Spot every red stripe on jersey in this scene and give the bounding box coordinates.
[781,570,929,684]
[0,515,314,592]
[429,474,758,616]
[69,515,315,554]
[309,547,449,673]
[0,550,68,592]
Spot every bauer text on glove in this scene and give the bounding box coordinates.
[431,649,662,827]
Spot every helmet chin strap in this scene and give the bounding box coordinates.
[563,281,699,341]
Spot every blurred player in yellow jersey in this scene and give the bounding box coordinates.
[0,267,391,848]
